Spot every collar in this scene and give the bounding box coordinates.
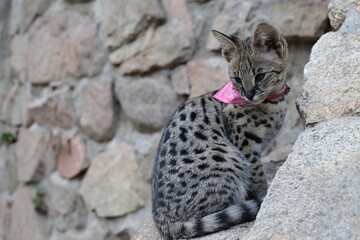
[213,81,290,104]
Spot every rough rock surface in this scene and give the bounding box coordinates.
[29,88,76,129]
[10,187,49,240]
[328,0,360,29]
[47,173,87,232]
[25,11,105,84]
[10,0,50,34]
[78,80,116,142]
[171,65,190,96]
[80,143,150,217]
[95,0,165,50]
[207,0,329,50]
[246,117,360,240]
[109,0,194,74]
[187,57,228,98]
[58,135,87,179]
[297,7,360,126]
[16,128,59,183]
[116,77,184,130]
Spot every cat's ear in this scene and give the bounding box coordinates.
[252,23,287,59]
[212,30,239,62]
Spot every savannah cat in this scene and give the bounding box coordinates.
[151,23,289,239]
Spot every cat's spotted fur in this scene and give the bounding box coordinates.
[152,24,289,239]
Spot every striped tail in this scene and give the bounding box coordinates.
[166,199,261,239]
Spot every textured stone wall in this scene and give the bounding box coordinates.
[0,0,331,240]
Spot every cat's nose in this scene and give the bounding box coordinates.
[244,89,256,100]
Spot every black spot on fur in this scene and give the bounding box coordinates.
[183,158,194,164]
[212,129,223,137]
[198,163,209,169]
[180,149,188,155]
[212,147,227,153]
[159,160,165,168]
[215,116,221,124]
[244,132,262,143]
[236,113,244,118]
[169,159,177,166]
[178,103,186,112]
[160,147,167,157]
[194,131,208,140]
[163,130,171,143]
[194,148,205,154]
[180,114,186,121]
[242,139,249,147]
[212,155,226,162]
[190,112,197,121]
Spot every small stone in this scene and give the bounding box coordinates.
[171,65,190,95]
[10,187,49,240]
[58,135,87,179]
[47,173,87,232]
[186,57,228,98]
[109,0,194,74]
[296,9,360,126]
[16,128,59,183]
[78,80,116,142]
[29,88,76,129]
[115,77,184,130]
[80,143,150,218]
[246,117,360,240]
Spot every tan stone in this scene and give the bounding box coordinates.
[80,143,150,217]
[16,128,59,183]
[109,0,194,74]
[297,9,360,126]
[186,57,228,98]
[246,117,360,240]
[10,187,49,240]
[26,11,104,84]
[58,135,87,179]
[29,88,76,129]
[95,0,165,49]
[78,80,116,142]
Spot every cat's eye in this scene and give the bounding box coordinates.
[255,73,266,82]
[233,77,241,84]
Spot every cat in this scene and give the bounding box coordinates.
[151,23,289,239]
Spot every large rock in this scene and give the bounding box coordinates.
[297,6,360,126]
[186,57,228,98]
[133,219,253,240]
[246,117,360,239]
[328,0,360,29]
[0,145,18,194]
[58,135,87,179]
[10,0,50,34]
[10,187,50,240]
[16,128,59,183]
[47,173,87,232]
[0,82,32,126]
[78,80,116,142]
[95,0,166,50]
[109,0,194,74]
[80,143,150,218]
[29,87,76,129]
[22,11,106,84]
[207,0,329,50]
[116,77,184,131]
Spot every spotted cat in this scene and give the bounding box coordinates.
[151,23,289,239]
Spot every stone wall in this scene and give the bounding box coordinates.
[0,0,331,240]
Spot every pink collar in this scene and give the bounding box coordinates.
[213,81,290,104]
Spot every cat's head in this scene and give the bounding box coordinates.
[212,23,288,104]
